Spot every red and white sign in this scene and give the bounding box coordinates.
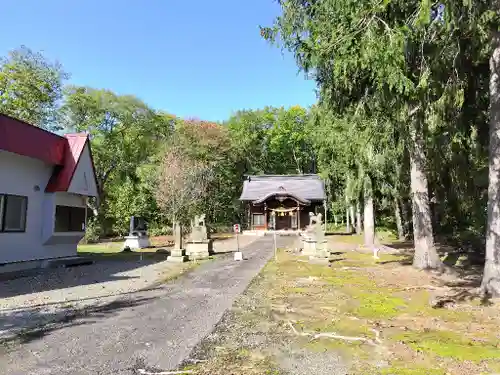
[233,224,240,233]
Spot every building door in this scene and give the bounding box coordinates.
[275,212,291,230]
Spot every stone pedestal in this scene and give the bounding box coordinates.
[306,240,329,264]
[123,235,150,250]
[168,248,188,263]
[302,237,328,254]
[186,240,212,260]
[301,238,316,256]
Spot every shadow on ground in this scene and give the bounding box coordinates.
[376,240,492,306]
[0,252,170,300]
[325,231,354,236]
[0,292,159,346]
[377,252,414,266]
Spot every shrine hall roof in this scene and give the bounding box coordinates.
[239,174,326,202]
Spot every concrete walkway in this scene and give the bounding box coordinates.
[0,235,292,375]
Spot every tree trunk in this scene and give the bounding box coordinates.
[363,176,375,248]
[482,31,500,297]
[400,197,409,238]
[346,207,351,233]
[394,197,405,240]
[88,204,98,219]
[356,202,362,234]
[349,205,356,232]
[409,112,442,269]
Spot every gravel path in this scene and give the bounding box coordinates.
[0,235,291,375]
[0,235,258,341]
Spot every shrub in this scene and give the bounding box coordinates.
[83,218,101,244]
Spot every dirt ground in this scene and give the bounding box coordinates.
[182,235,500,375]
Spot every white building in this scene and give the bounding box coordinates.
[0,114,98,271]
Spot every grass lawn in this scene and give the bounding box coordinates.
[184,239,500,375]
[78,241,124,253]
[78,233,234,258]
[77,241,166,261]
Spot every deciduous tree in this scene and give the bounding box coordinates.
[156,146,213,228]
[0,46,68,129]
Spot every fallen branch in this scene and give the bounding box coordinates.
[287,321,381,346]
[137,370,194,375]
[401,285,443,291]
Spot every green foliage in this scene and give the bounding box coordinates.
[106,175,159,235]
[226,105,315,176]
[147,224,172,237]
[61,86,172,235]
[3,15,499,260]
[83,218,101,244]
[264,0,500,253]
[0,46,68,129]
[267,105,315,174]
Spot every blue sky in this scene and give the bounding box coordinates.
[0,0,317,122]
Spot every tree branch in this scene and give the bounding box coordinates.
[408,105,421,117]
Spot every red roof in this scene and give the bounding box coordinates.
[0,114,97,194]
[0,114,66,165]
[45,134,90,192]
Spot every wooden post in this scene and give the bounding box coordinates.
[264,202,268,230]
[297,203,300,231]
[323,200,327,231]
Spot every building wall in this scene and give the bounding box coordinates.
[246,198,325,231]
[0,151,85,264]
[250,205,266,230]
[68,144,98,197]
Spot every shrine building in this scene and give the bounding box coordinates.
[239,174,327,232]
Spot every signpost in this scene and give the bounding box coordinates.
[233,223,243,261]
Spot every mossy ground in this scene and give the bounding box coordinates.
[186,237,500,375]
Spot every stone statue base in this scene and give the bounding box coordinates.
[305,239,329,265]
[190,226,209,242]
[123,234,150,250]
[302,238,328,256]
[186,240,212,260]
[301,237,315,256]
[168,248,188,263]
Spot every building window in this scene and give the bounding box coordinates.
[252,214,265,226]
[0,194,28,232]
[55,205,86,232]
